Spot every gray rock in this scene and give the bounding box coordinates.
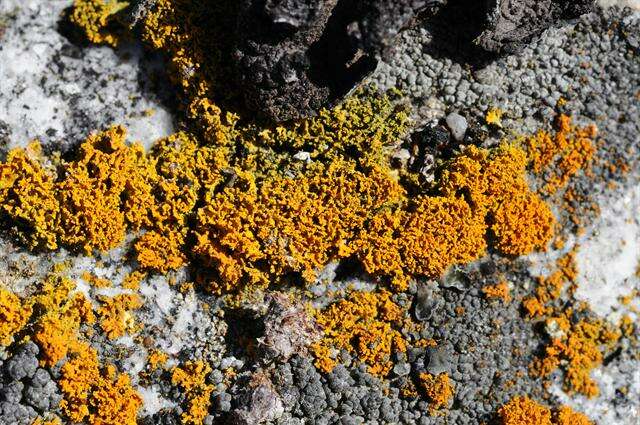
[445,112,468,141]
[425,346,451,376]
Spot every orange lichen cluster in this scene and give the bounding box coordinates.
[70,0,128,46]
[0,273,142,424]
[32,417,62,425]
[497,396,592,425]
[194,161,405,293]
[97,293,142,339]
[312,290,407,377]
[0,126,231,271]
[0,142,60,250]
[523,249,577,318]
[357,196,487,291]
[82,271,112,288]
[122,270,146,290]
[530,310,621,398]
[482,280,512,303]
[553,406,594,425]
[525,114,597,195]
[418,373,454,412]
[171,360,214,425]
[147,349,169,371]
[1,125,559,297]
[0,127,150,252]
[356,144,555,290]
[31,275,95,366]
[59,341,142,425]
[0,286,32,345]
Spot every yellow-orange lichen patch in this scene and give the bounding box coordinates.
[171,360,214,425]
[147,349,169,371]
[32,276,95,366]
[194,161,405,293]
[3,269,141,424]
[530,310,621,398]
[57,125,156,253]
[122,270,146,290]
[312,290,407,377]
[135,230,188,273]
[497,396,592,425]
[0,286,32,345]
[486,108,504,127]
[522,248,578,319]
[418,373,454,412]
[356,143,555,289]
[97,293,143,340]
[59,341,142,425]
[525,114,597,194]
[482,280,512,303]
[492,191,555,256]
[70,0,128,46]
[0,126,158,254]
[553,405,593,425]
[32,417,63,425]
[81,271,112,288]
[497,396,553,425]
[0,142,60,250]
[442,144,555,255]
[356,196,487,291]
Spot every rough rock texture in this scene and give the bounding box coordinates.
[230,0,428,122]
[257,293,321,362]
[121,0,597,122]
[0,1,638,425]
[229,0,597,121]
[477,0,595,53]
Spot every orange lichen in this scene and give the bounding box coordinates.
[70,0,128,46]
[57,125,156,253]
[135,230,188,272]
[194,161,406,293]
[486,108,504,127]
[482,280,512,303]
[3,269,141,424]
[81,271,112,288]
[31,417,62,425]
[97,293,142,340]
[122,270,146,290]
[418,373,454,412]
[553,405,593,425]
[0,126,155,253]
[523,296,548,318]
[1,134,559,297]
[0,142,60,250]
[59,341,142,425]
[147,350,168,371]
[357,196,487,291]
[497,396,592,425]
[32,276,95,366]
[356,144,555,288]
[530,311,621,398]
[525,114,597,194]
[312,290,407,377]
[492,191,555,256]
[171,360,214,425]
[0,286,32,345]
[497,396,553,425]
[522,248,578,319]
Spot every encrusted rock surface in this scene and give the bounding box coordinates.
[0,1,638,425]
